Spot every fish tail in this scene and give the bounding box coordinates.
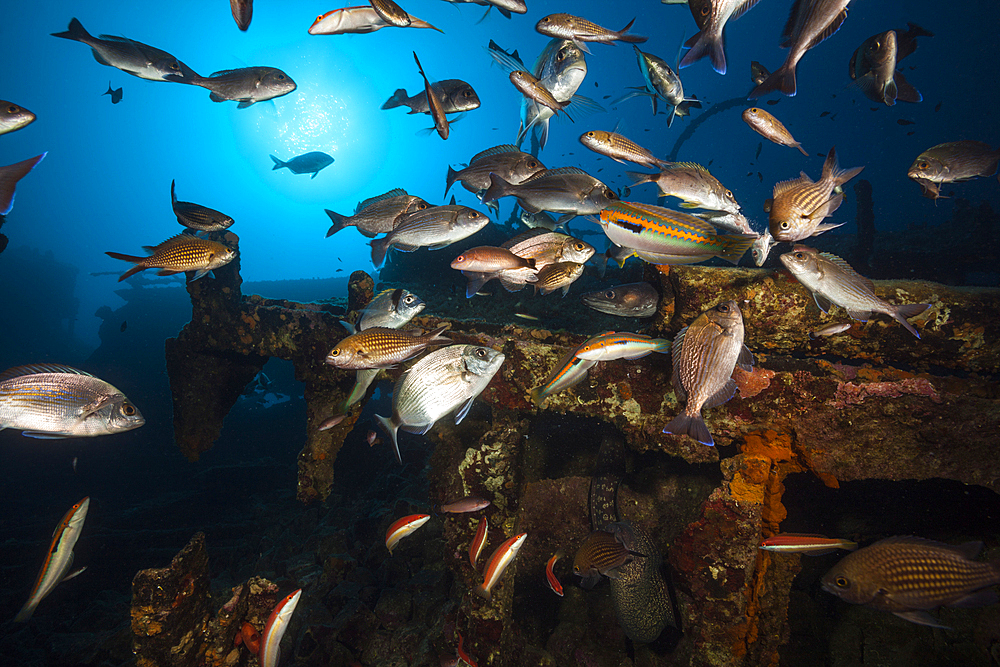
[380,89,409,111]
[51,17,91,42]
[425,325,452,345]
[663,412,714,446]
[893,303,930,339]
[445,165,460,198]
[794,143,809,157]
[625,170,656,186]
[905,22,934,38]
[749,62,796,99]
[374,413,402,464]
[370,237,390,267]
[170,179,178,204]
[716,234,757,265]
[616,18,647,44]
[821,146,864,186]
[13,599,39,623]
[324,210,350,238]
[269,155,285,171]
[529,386,548,407]
[0,152,46,216]
[482,173,512,204]
[679,30,725,75]
[473,584,492,600]
[105,252,145,281]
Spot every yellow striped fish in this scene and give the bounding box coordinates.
[573,525,640,589]
[105,234,236,282]
[769,146,864,242]
[579,130,668,169]
[325,325,451,370]
[535,261,584,296]
[597,201,755,265]
[530,340,597,407]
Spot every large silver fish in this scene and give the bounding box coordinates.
[621,45,701,127]
[445,145,546,198]
[680,0,761,74]
[193,67,296,108]
[51,18,200,83]
[326,189,430,238]
[369,205,489,266]
[0,364,145,438]
[375,345,505,463]
[628,162,740,214]
[581,283,659,318]
[382,79,480,115]
[483,167,616,224]
[664,301,752,446]
[0,102,36,136]
[779,246,930,338]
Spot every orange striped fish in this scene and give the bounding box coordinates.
[475,532,527,600]
[574,331,670,362]
[597,201,755,265]
[530,340,597,407]
[14,497,89,622]
[105,234,236,282]
[259,589,301,667]
[385,514,430,554]
[760,533,858,555]
[768,146,863,242]
[469,517,488,568]
[546,552,564,596]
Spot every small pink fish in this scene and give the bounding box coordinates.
[385,514,430,554]
[545,552,564,596]
[760,533,858,555]
[469,517,488,569]
[440,496,491,513]
[318,413,346,431]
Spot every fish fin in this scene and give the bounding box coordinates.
[539,117,550,150]
[748,62,796,98]
[772,175,809,197]
[454,396,476,425]
[806,8,848,51]
[561,285,570,297]
[679,29,727,74]
[375,413,402,464]
[717,234,757,264]
[270,155,285,170]
[21,431,71,439]
[604,568,621,580]
[566,94,605,119]
[370,237,390,267]
[892,610,951,629]
[737,344,754,371]
[0,152,47,215]
[236,100,254,109]
[670,327,688,403]
[61,566,87,583]
[445,165,460,198]
[464,272,493,299]
[51,17,92,42]
[663,413,714,446]
[893,71,922,104]
[794,142,809,157]
[579,574,601,590]
[12,599,39,623]
[381,89,410,110]
[339,320,357,335]
[486,39,526,74]
[482,173,512,204]
[79,395,118,418]
[812,293,833,314]
[845,308,871,322]
[344,369,379,408]
[529,386,547,407]
[811,222,844,236]
[948,588,999,609]
[0,364,94,382]
[892,303,929,338]
[425,325,452,345]
[703,378,738,409]
[189,269,210,281]
[625,170,656,186]
[209,92,226,103]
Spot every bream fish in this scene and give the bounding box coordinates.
[779,246,930,338]
[822,536,1000,628]
[535,13,647,51]
[106,234,236,281]
[483,167,616,224]
[382,79,480,115]
[51,18,200,83]
[369,204,489,266]
[742,108,808,156]
[504,229,595,267]
[749,0,852,98]
[446,145,545,200]
[849,30,921,106]
[231,0,253,30]
[581,282,660,318]
[530,340,597,407]
[326,189,429,238]
[768,147,863,242]
[680,0,762,74]
[0,153,46,216]
[14,498,89,622]
[375,345,505,463]
[171,180,234,232]
[0,101,35,135]
[628,161,740,214]
[0,364,144,438]
[579,130,668,169]
[325,326,450,370]
[357,288,425,330]
[308,6,441,34]
[664,300,752,446]
[574,331,671,361]
[619,44,701,127]
[534,261,585,296]
[907,141,1000,185]
[270,151,334,178]
[193,67,296,108]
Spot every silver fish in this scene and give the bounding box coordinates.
[694,209,755,235]
[270,152,334,178]
[581,282,659,318]
[483,167,616,224]
[0,101,36,136]
[621,44,701,127]
[308,6,442,34]
[503,229,596,267]
[446,145,546,198]
[193,67,296,108]
[749,229,777,266]
[357,288,425,330]
[375,345,505,463]
[0,153,46,216]
[171,180,234,232]
[326,189,430,238]
[51,18,200,83]
[369,205,490,266]
[0,364,145,438]
[907,141,1000,185]
[519,209,562,231]
[628,162,740,214]
[779,246,930,338]
[680,0,762,74]
[664,301,752,446]
[810,322,852,338]
[382,79,481,115]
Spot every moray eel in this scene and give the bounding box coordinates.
[590,432,675,643]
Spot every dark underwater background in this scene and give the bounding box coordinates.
[1,0,1000,665]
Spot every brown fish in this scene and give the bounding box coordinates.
[325,326,451,370]
[907,141,1000,185]
[105,234,236,282]
[535,261,585,296]
[509,71,567,115]
[848,30,921,106]
[445,145,545,198]
[412,52,448,140]
[769,146,864,242]
[325,189,430,238]
[742,107,808,156]
[230,0,252,30]
[750,60,770,86]
[822,536,1000,628]
[573,525,641,588]
[664,301,752,446]
[451,246,535,272]
[579,130,668,169]
[503,230,596,268]
[535,13,647,50]
[370,0,411,27]
[171,179,234,232]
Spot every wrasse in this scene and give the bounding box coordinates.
[386,514,430,554]
[475,532,527,600]
[574,331,670,362]
[597,201,755,265]
[440,496,490,513]
[259,589,302,667]
[546,552,564,596]
[529,340,597,407]
[469,517,488,569]
[760,533,858,555]
[14,497,89,622]
[457,631,478,667]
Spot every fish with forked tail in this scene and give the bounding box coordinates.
[105,234,236,282]
[326,189,429,238]
[381,79,480,116]
[849,30,922,106]
[768,147,863,242]
[270,152,333,178]
[171,180,234,231]
[308,6,442,34]
[102,82,123,104]
[193,66,296,108]
[535,13,647,51]
[680,0,763,75]
[0,153,46,216]
[369,204,489,267]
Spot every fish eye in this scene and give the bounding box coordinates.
[873,41,881,49]
[587,132,595,137]
[316,15,322,21]
[780,221,790,229]
[605,290,615,299]
[527,160,539,168]
[404,295,415,304]
[700,5,710,15]
[606,189,618,200]
[834,576,849,588]
[122,403,136,416]
[794,252,805,259]
[918,161,929,169]
[170,63,180,70]
[726,190,733,198]
[469,212,480,218]
[7,105,18,113]
[455,255,465,262]
[750,108,759,114]
[718,304,729,313]
[556,52,566,62]
[277,74,285,80]
[329,349,340,357]
[475,348,488,358]
[574,242,586,250]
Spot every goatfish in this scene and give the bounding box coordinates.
[679,0,762,75]
[231,0,252,30]
[445,145,545,199]
[370,0,411,26]
[573,525,642,589]
[0,153,46,216]
[822,536,1000,628]
[382,79,480,116]
[664,300,752,446]
[475,532,528,600]
[530,341,597,407]
[742,108,808,156]
[483,168,617,224]
[546,552,564,596]
[386,514,431,553]
[308,6,442,34]
[171,180,234,232]
[259,589,302,667]
[779,246,929,338]
[574,331,670,362]
[325,325,451,370]
[596,201,756,265]
[13,498,89,622]
[581,282,660,318]
[0,101,36,136]
[509,70,568,115]
[191,67,296,108]
[375,345,504,463]
[369,204,489,267]
[0,364,144,438]
[579,130,668,169]
[628,162,740,214]
[535,261,584,296]
[760,533,858,555]
[907,141,1000,185]
[535,13,646,52]
[440,497,490,513]
[412,52,449,140]
[621,44,701,127]
[51,18,200,83]
[470,517,489,569]
[769,147,864,242]
[326,189,430,238]
[106,234,236,281]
